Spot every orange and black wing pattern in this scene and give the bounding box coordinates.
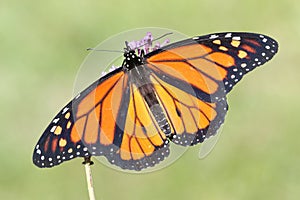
[33,68,125,167]
[33,32,278,170]
[143,69,228,146]
[146,32,278,95]
[33,67,170,170]
[144,32,278,145]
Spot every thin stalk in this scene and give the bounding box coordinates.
[83,157,96,200]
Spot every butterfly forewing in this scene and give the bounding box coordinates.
[146,32,278,95]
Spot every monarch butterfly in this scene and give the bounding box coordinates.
[33,32,278,170]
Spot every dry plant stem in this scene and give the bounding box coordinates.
[84,157,96,200]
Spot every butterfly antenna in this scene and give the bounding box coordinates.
[87,48,123,53]
[124,41,131,51]
[134,32,173,50]
[152,32,173,42]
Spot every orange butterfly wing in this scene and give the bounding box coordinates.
[33,68,169,170]
[143,32,277,145]
[146,71,227,146]
[33,68,125,167]
[146,32,278,96]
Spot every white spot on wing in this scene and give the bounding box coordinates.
[232,36,241,41]
[241,63,247,68]
[50,126,57,133]
[36,149,41,155]
[209,34,219,39]
[62,107,69,114]
[75,94,81,99]
[225,33,232,38]
[53,118,59,123]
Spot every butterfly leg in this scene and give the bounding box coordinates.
[82,156,94,165]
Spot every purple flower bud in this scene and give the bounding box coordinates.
[153,42,161,51]
[161,39,170,47]
[127,40,137,50]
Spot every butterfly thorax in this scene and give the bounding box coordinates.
[122,50,143,71]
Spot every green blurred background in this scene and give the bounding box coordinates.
[1,0,300,199]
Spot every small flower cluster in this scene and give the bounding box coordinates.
[101,32,170,77]
[127,32,170,56]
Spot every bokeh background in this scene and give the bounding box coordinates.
[1,0,300,199]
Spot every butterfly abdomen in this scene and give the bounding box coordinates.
[129,59,172,137]
[138,83,172,137]
[149,104,171,136]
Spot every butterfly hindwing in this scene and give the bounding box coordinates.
[111,80,170,170]
[147,68,228,146]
